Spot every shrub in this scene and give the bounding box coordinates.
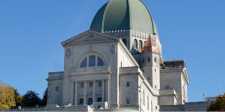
[208,94,225,111]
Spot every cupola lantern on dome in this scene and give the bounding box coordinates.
[90,0,157,34]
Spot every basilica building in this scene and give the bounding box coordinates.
[47,0,191,111]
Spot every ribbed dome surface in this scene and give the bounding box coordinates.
[90,0,157,34]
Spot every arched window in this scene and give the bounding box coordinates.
[97,57,104,66]
[133,39,138,49]
[88,55,96,67]
[80,57,87,68]
[80,55,105,68]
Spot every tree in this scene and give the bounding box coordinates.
[40,88,48,106]
[208,93,225,111]
[0,85,16,110]
[21,91,41,107]
[14,89,22,108]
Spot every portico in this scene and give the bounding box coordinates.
[72,79,108,107]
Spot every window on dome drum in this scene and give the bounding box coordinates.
[133,39,138,49]
[139,40,143,49]
[80,55,105,68]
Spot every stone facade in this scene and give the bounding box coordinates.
[160,60,189,105]
[47,31,162,112]
[47,30,191,112]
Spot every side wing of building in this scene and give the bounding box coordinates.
[159,60,189,106]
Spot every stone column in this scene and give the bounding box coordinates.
[84,81,87,105]
[73,81,75,105]
[102,80,105,102]
[75,81,78,106]
[93,81,96,105]
[108,78,111,106]
[104,80,108,102]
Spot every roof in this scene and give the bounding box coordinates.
[161,60,190,84]
[61,30,119,47]
[162,60,186,68]
[90,0,157,34]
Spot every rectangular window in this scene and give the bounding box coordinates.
[126,98,130,104]
[89,55,96,67]
[79,98,84,105]
[126,82,130,87]
[97,97,102,102]
[87,98,93,105]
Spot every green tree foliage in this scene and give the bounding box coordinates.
[0,85,16,110]
[208,94,225,111]
[21,91,41,107]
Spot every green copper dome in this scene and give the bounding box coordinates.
[90,0,157,34]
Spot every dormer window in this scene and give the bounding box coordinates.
[80,55,105,68]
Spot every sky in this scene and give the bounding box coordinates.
[0,0,225,102]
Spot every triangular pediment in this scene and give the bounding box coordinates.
[62,31,118,47]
